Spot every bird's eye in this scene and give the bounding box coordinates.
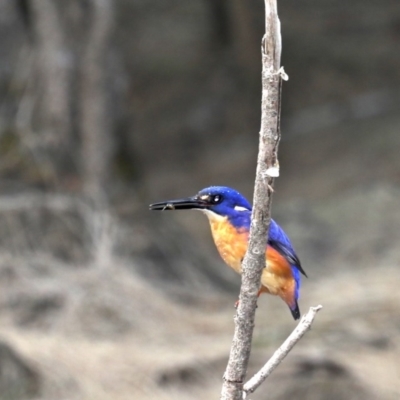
[212,195,222,204]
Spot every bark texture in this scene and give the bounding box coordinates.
[220,1,282,399]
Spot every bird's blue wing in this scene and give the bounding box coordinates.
[268,219,307,277]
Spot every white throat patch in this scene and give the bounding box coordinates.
[234,205,249,212]
[199,209,226,222]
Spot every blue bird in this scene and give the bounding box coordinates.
[149,186,306,320]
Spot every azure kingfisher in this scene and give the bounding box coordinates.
[149,186,306,320]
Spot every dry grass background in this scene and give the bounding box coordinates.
[0,260,399,400]
[0,180,399,399]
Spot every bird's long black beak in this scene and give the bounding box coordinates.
[149,196,208,211]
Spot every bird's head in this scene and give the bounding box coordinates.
[149,186,252,227]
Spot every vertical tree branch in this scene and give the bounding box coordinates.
[220,1,282,399]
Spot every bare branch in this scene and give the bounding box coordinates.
[220,1,283,399]
[243,305,323,398]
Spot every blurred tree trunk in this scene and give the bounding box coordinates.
[30,0,72,181]
[207,0,261,81]
[80,0,114,200]
[26,0,116,195]
[230,0,261,82]
[31,0,70,141]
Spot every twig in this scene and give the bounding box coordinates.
[220,1,283,399]
[243,305,323,398]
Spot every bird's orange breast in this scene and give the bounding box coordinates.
[261,246,296,309]
[208,216,248,274]
[206,213,296,307]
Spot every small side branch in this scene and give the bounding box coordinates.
[243,305,323,398]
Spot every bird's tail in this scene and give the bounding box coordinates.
[289,301,300,320]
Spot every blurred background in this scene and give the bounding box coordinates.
[0,0,399,399]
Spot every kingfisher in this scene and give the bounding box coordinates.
[149,186,306,320]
